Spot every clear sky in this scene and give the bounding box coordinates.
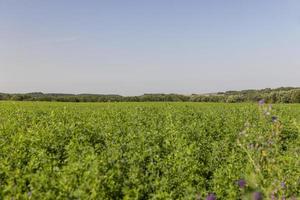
[0,0,299,95]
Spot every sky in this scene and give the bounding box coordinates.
[0,0,299,95]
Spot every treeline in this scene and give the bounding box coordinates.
[0,87,299,103]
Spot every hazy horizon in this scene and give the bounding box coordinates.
[0,86,299,97]
[1,0,300,95]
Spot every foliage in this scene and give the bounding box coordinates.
[0,87,299,103]
[0,102,299,199]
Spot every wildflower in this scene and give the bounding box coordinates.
[265,112,271,116]
[270,193,275,200]
[206,193,216,200]
[280,182,286,189]
[267,139,273,145]
[259,99,265,105]
[268,104,272,110]
[253,192,263,200]
[28,191,32,197]
[237,179,246,188]
[248,143,255,149]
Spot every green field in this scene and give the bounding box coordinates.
[0,102,299,199]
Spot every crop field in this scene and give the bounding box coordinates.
[0,102,299,199]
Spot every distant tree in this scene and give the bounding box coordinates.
[1,87,299,103]
[291,90,300,103]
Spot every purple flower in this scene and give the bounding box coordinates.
[270,193,275,200]
[280,182,286,189]
[253,192,263,200]
[237,179,246,188]
[259,99,265,105]
[206,193,216,200]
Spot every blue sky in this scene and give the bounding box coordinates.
[0,0,299,95]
